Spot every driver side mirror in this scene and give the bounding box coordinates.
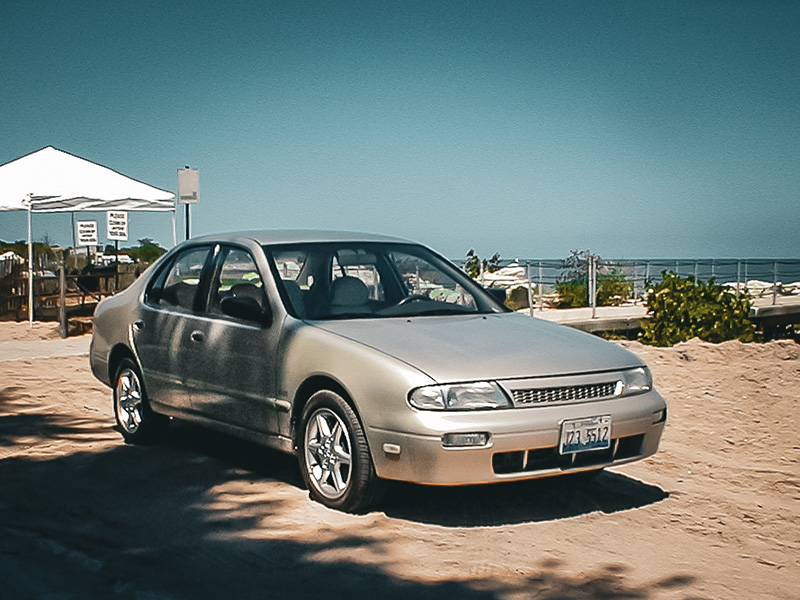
[220,295,273,327]
[486,288,507,305]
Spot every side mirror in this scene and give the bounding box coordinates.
[220,296,273,327]
[485,288,507,305]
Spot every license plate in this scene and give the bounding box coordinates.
[559,415,612,454]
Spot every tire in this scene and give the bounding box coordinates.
[298,390,385,513]
[113,358,168,444]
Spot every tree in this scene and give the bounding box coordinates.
[122,239,166,264]
[464,249,501,279]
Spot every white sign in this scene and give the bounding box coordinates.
[178,167,199,204]
[106,211,129,241]
[76,221,98,246]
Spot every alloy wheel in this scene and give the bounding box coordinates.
[115,368,143,434]
[304,407,353,499]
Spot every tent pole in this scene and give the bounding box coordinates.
[27,203,34,327]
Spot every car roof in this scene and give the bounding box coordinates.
[190,229,417,246]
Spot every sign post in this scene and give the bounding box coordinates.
[107,211,128,292]
[178,167,199,241]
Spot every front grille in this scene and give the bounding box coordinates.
[492,434,645,475]
[511,381,619,405]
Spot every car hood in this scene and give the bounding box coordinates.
[313,312,643,383]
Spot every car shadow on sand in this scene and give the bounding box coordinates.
[0,396,685,600]
[162,421,668,527]
[382,473,668,527]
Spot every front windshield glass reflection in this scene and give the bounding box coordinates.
[267,242,505,320]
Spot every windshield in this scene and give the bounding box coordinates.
[265,242,508,320]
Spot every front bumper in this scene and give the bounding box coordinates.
[368,389,666,485]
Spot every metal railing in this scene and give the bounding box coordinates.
[459,257,800,311]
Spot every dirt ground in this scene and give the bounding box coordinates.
[0,323,797,599]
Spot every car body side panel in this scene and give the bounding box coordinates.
[90,272,151,386]
[277,322,436,441]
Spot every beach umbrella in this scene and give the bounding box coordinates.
[0,146,176,325]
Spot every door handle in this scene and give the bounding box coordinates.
[190,330,205,343]
[133,320,144,331]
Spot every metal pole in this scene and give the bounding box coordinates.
[538,261,543,311]
[773,260,778,306]
[526,261,534,317]
[589,254,597,319]
[185,204,191,241]
[27,204,34,327]
[58,251,67,339]
[736,260,741,296]
[114,240,120,293]
[172,208,177,247]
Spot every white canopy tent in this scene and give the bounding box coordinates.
[0,146,177,325]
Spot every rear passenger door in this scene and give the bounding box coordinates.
[135,244,214,412]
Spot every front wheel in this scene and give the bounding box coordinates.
[299,390,384,512]
[113,358,168,444]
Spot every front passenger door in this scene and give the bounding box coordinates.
[185,245,281,436]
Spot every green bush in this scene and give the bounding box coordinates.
[556,251,632,308]
[556,280,588,308]
[555,270,632,308]
[596,269,632,306]
[640,272,755,346]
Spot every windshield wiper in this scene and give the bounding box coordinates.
[405,307,474,316]
[323,312,375,320]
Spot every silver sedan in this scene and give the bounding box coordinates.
[90,231,666,512]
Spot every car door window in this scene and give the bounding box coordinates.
[150,246,212,311]
[208,247,266,316]
[389,250,478,309]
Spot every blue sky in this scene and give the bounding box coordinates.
[1,1,798,259]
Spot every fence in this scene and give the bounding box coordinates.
[0,250,142,321]
[460,257,800,311]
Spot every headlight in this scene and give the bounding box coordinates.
[409,381,512,410]
[621,366,652,396]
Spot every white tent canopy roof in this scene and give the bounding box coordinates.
[0,146,175,213]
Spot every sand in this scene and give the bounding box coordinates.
[0,323,797,599]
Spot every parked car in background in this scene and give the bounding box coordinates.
[89,230,667,512]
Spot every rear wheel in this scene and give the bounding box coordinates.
[299,390,384,512]
[113,358,167,443]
